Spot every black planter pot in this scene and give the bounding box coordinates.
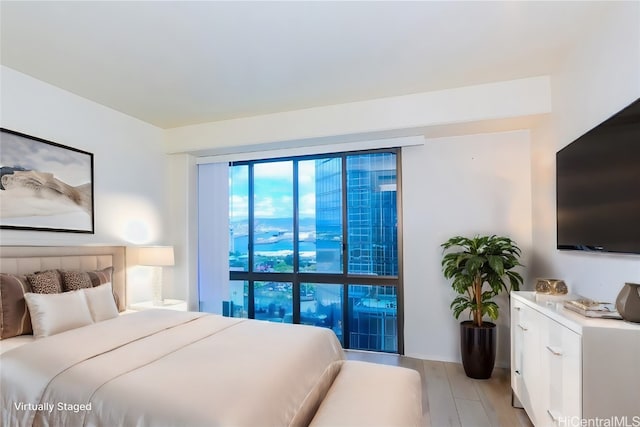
[460,320,496,379]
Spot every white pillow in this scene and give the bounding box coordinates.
[83,283,119,322]
[24,290,94,339]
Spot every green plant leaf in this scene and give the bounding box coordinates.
[487,255,504,276]
[484,302,499,320]
[450,295,471,319]
[465,256,484,275]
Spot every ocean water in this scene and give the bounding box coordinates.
[233,234,316,252]
[230,218,318,253]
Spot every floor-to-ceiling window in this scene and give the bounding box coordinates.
[226,149,403,353]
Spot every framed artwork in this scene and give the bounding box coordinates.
[0,128,94,233]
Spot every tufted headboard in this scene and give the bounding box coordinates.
[0,246,126,311]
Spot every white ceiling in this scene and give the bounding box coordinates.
[0,1,616,129]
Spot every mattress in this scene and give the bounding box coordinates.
[1,310,345,427]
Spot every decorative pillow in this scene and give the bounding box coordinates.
[61,270,93,292]
[87,266,119,311]
[83,283,119,322]
[0,273,33,339]
[86,267,114,287]
[24,290,93,339]
[26,270,62,294]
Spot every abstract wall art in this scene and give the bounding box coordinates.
[0,128,94,233]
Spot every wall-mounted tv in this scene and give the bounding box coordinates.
[556,97,640,255]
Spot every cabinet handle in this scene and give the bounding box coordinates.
[547,409,559,422]
[514,307,521,311]
[546,346,563,356]
[514,369,521,376]
[517,324,528,331]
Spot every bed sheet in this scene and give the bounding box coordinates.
[1,310,345,427]
[0,335,35,355]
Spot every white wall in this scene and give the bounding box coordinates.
[530,2,640,302]
[0,66,172,303]
[166,153,198,304]
[403,130,532,365]
[165,76,550,155]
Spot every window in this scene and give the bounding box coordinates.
[227,149,402,353]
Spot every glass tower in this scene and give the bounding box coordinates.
[314,158,343,273]
[315,152,398,352]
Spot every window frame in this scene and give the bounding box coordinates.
[228,148,404,354]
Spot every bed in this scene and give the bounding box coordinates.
[0,246,422,427]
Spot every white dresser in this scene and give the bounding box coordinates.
[510,291,640,426]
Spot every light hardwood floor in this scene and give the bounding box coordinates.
[345,350,534,427]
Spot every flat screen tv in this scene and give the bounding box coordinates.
[556,97,640,254]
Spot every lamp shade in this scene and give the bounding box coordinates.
[137,246,175,267]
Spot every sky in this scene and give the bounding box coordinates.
[230,160,316,220]
[229,153,397,222]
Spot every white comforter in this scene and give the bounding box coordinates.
[1,310,345,427]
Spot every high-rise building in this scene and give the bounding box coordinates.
[314,157,343,273]
[315,153,398,275]
[315,153,399,352]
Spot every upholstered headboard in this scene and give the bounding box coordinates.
[0,246,126,311]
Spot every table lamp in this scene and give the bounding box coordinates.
[138,246,175,306]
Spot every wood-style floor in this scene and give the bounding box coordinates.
[345,350,534,427]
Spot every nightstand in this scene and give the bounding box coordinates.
[128,299,187,312]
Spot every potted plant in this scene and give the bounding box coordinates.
[441,235,523,379]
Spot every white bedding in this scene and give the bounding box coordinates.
[1,310,345,427]
[0,335,35,355]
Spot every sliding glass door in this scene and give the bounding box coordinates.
[227,149,402,353]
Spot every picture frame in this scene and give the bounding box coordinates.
[0,128,94,233]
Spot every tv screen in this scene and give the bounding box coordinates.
[556,98,640,254]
